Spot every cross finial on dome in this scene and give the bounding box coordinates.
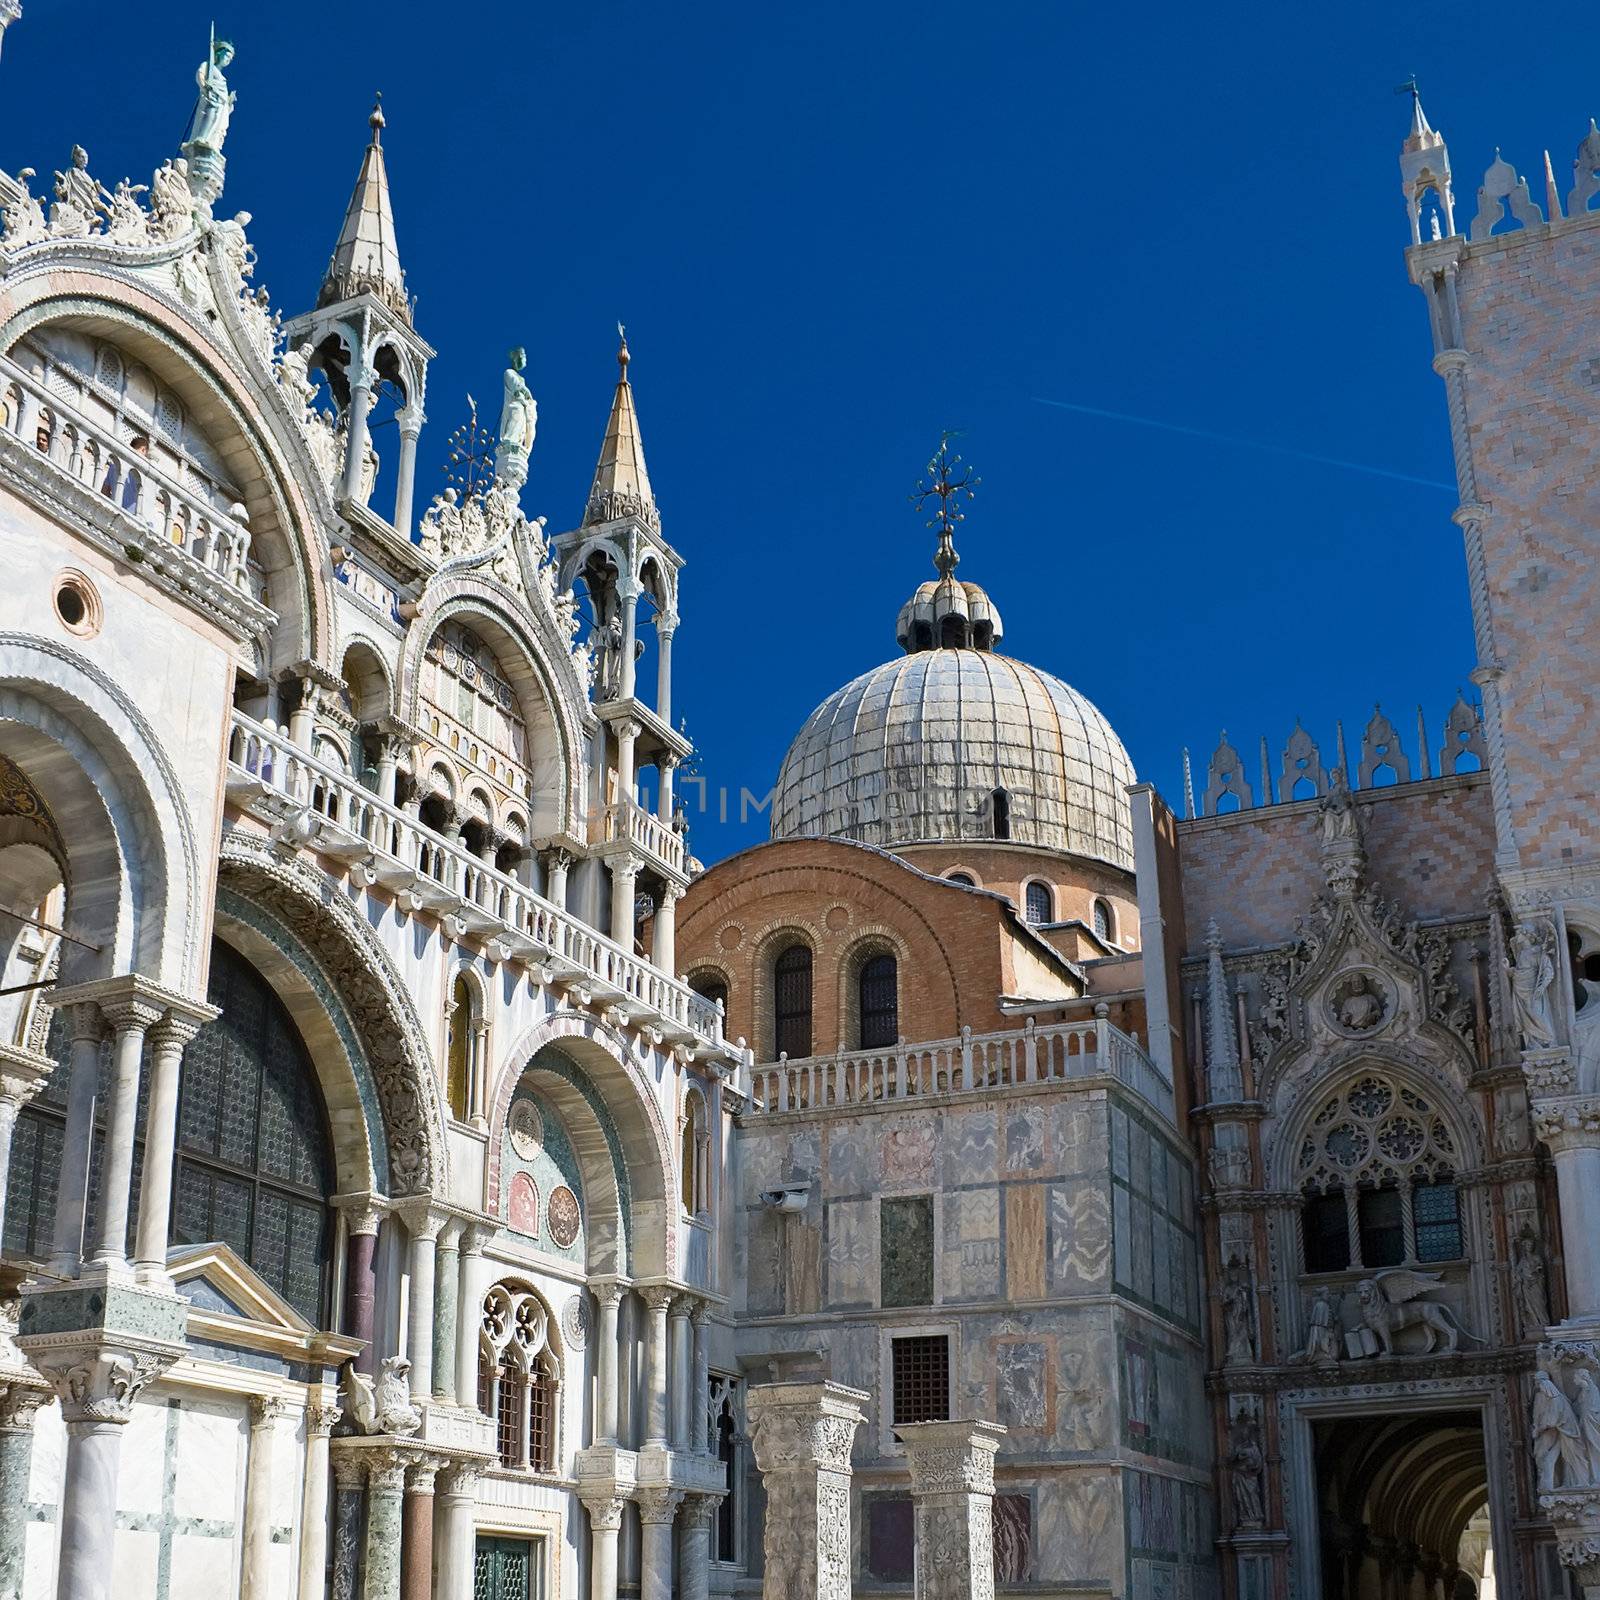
[911,432,980,579]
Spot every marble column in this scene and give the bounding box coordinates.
[615,719,640,807]
[619,584,640,701]
[363,1451,406,1600]
[610,858,639,953]
[299,1401,339,1600]
[655,623,675,725]
[433,1222,461,1402]
[342,379,373,502]
[545,849,572,912]
[652,886,679,976]
[403,1211,440,1406]
[42,1347,170,1600]
[1542,1119,1600,1321]
[134,1014,205,1283]
[746,1380,870,1600]
[668,1295,693,1449]
[241,1395,289,1600]
[344,1205,382,1376]
[582,1495,625,1600]
[636,1487,683,1600]
[596,1283,623,1445]
[331,1453,367,1600]
[642,1286,673,1449]
[898,1420,1007,1600]
[678,1492,720,1600]
[434,1462,482,1600]
[89,997,161,1270]
[0,1385,48,1600]
[689,1301,710,1454]
[393,414,423,540]
[455,1229,487,1411]
[49,1000,103,1275]
[401,1457,440,1600]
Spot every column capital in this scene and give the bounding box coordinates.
[34,1344,175,1426]
[435,1217,465,1252]
[582,1494,626,1531]
[1534,1098,1600,1155]
[668,1293,694,1322]
[249,1393,292,1430]
[393,1198,447,1241]
[333,1191,388,1236]
[688,1297,711,1328]
[49,974,212,1033]
[641,1283,676,1314]
[99,995,166,1035]
[442,1460,484,1499]
[331,1450,367,1494]
[0,1041,53,1106]
[405,1454,444,1493]
[0,1380,51,1431]
[615,718,643,743]
[365,1448,408,1493]
[306,1399,342,1438]
[634,1486,684,1526]
[896,1418,1007,1495]
[678,1490,723,1529]
[593,1278,627,1310]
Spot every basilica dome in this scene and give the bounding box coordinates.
[770,484,1136,871]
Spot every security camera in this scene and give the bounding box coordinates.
[760,1186,810,1214]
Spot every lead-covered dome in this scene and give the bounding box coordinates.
[770,649,1137,869]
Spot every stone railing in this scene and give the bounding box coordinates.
[225,712,730,1051]
[0,355,264,599]
[598,799,685,877]
[748,1015,1173,1122]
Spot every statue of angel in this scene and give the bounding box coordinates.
[149,158,197,241]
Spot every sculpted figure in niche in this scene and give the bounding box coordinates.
[1575,1368,1600,1484]
[1513,1226,1552,1337]
[1534,1371,1586,1491]
[1332,973,1385,1033]
[1222,1254,1256,1366]
[1227,1409,1266,1527]
[184,35,237,156]
[1510,921,1558,1050]
[1291,1287,1342,1366]
[1319,768,1360,846]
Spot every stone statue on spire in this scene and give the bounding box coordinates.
[494,347,537,491]
[181,29,236,209]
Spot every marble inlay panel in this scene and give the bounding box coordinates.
[173,1397,245,1522]
[1004,1182,1046,1300]
[941,1188,999,1300]
[1047,1179,1111,1292]
[880,1194,934,1308]
[941,1106,996,1187]
[823,1199,874,1308]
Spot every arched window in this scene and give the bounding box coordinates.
[944,872,975,888]
[859,953,898,1048]
[447,975,473,1121]
[682,1086,711,1214]
[1024,882,1053,925]
[690,972,729,1012]
[991,788,1011,841]
[1296,1075,1462,1274]
[1092,898,1113,941]
[773,944,813,1060]
[479,1283,560,1473]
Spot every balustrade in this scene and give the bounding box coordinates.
[600,799,685,875]
[0,354,262,596]
[749,1015,1172,1122]
[226,712,726,1046]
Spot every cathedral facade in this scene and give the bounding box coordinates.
[1,12,1599,1600]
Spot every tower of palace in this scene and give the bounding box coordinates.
[2,11,1600,1600]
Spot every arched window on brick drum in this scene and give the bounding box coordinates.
[1025,881,1053,925]
[859,953,898,1048]
[690,971,728,1013]
[1093,898,1113,941]
[773,944,813,1059]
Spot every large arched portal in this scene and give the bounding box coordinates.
[1314,1411,1492,1598]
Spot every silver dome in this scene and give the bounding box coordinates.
[770,649,1137,870]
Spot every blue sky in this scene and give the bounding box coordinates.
[4,2,1580,861]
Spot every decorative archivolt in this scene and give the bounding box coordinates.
[1295,1074,1459,1193]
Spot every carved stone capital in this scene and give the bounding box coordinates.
[34,1345,173,1425]
[641,1284,676,1315]
[747,1379,870,1478]
[249,1393,292,1429]
[678,1490,723,1529]
[635,1486,684,1526]
[306,1399,342,1438]
[1533,1098,1600,1154]
[1525,1048,1577,1099]
[0,1381,52,1431]
[583,1495,626,1532]
[898,1419,1006,1497]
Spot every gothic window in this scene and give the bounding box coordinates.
[858,952,898,1048]
[1093,898,1113,941]
[479,1283,559,1474]
[709,1374,743,1563]
[890,1334,950,1426]
[772,943,813,1060]
[1295,1075,1462,1275]
[1024,881,1053,925]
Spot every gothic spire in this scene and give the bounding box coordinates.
[583,326,658,530]
[319,96,411,324]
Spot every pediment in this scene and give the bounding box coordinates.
[167,1241,315,1335]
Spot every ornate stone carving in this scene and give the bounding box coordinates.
[899,1420,1006,1600]
[635,1487,683,1526]
[34,1346,170,1425]
[583,1495,625,1531]
[1355,1271,1474,1357]
[216,840,441,1193]
[1509,919,1559,1052]
[561,1292,591,1352]
[1289,1287,1342,1367]
[338,1355,420,1438]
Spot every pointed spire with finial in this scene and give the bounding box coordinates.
[583,324,659,531]
[319,93,412,324]
[1397,76,1455,244]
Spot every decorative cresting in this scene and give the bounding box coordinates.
[216,835,445,1195]
[1294,1077,1458,1195]
[898,1419,1007,1600]
[746,1380,868,1600]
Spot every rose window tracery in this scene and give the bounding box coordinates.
[1296,1077,1455,1192]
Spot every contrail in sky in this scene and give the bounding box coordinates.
[1033,396,1456,492]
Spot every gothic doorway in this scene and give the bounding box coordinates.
[473,1535,541,1600]
[1312,1410,1492,1597]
